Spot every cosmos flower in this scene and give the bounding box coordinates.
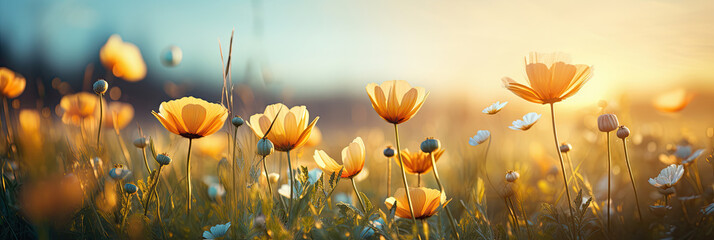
[152,96,228,139]
[502,52,592,104]
[59,92,99,125]
[100,35,147,82]
[385,187,446,219]
[0,67,26,98]
[468,130,490,146]
[202,222,231,240]
[652,88,694,113]
[648,164,684,189]
[396,148,445,175]
[482,101,507,115]
[509,112,541,131]
[248,103,319,151]
[313,137,365,178]
[365,80,428,124]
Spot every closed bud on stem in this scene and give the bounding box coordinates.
[420,138,441,153]
[559,143,572,153]
[617,126,630,139]
[597,114,619,132]
[93,79,108,94]
[133,137,148,148]
[156,154,172,166]
[383,146,395,158]
[257,138,274,157]
[231,116,244,127]
[505,171,520,182]
[124,183,137,194]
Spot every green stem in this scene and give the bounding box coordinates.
[262,156,274,197]
[287,150,293,213]
[96,94,103,149]
[417,174,421,187]
[2,97,14,153]
[508,197,521,236]
[516,193,533,240]
[429,152,460,239]
[564,152,580,191]
[141,148,151,177]
[393,123,420,234]
[144,166,162,216]
[387,156,392,199]
[549,103,576,238]
[621,139,643,222]
[120,194,131,230]
[351,178,367,212]
[606,133,612,234]
[186,138,193,214]
[504,197,518,234]
[232,127,238,217]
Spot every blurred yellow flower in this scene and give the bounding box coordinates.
[385,187,446,219]
[248,103,319,151]
[152,96,228,139]
[396,148,445,174]
[195,134,227,160]
[313,137,365,178]
[304,126,322,148]
[502,53,592,104]
[100,35,147,82]
[652,88,694,113]
[19,109,41,133]
[103,102,134,130]
[0,67,26,98]
[365,80,428,124]
[59,92,98,125]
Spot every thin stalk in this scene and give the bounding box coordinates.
[144,166,162,216]
[516,193,533,240]
[387,156,392,199]
[350,178,367,212]
[508,197,521,237]
[548,103,575,238]
[96,94,103,149]
[262,156,274,196]
[2,97,14,152]
[231,127,238,219]
[120,194,131,230]
[287,150,293,213]
[504,197,518,235]
[141,148,151,177]
[429,152,460,239]
[564,152,580,191]
[606,133,612,234]
[417,174,421,187]
[185,138,193,214]
[690,163,704,194]
[621,139,643,221]
[393,123,420,233]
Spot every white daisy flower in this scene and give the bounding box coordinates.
[482,101,508,115]
[509,112,541,131]
[648,164,684,189]
[468,130,490,146]
[203,222,231,239]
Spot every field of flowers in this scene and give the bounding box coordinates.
[0,32,713,240]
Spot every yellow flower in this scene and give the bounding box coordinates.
[0,67,26,98]
[313,137,365,178]
[100,35,147,82]
[195,134,227,160]
[385,187,446,219]
[396,148,445,175]
[60,92,98,125]
[502,53,592,104]
[152,97,228,139]
[365,80,428,124]
[248,103,319,151]
[103,102,134,130]
[304,126,322,148]
[652,88,694,113]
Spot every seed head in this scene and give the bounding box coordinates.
[156,154,172,166]
[124,183,138,194]
[257,138,274,157]
[231,116,244,127]
[93,79,108,94]
[616,126,630,139]
[383,146,395,158]
[597,114,619,132]
[559,143,572,153]
[505,171,520,182]
[133,137,148,148]
[420,138,441,153]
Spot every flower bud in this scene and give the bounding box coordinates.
[505,171,520,182]
[420,138,441,153]
[133,137,148,148]
[93,79,108,94]
[156,154,172,166]
[257,138,274,157]
[383,146,395,158]
[109,164,131,180]
[231,116,244,127]
[559,143,572,153]
[268,173,280,184]
[597,114,619,132]
[124,183,137,194]
[616,126,630,139]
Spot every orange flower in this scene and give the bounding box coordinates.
[313,137,365,178]
[365,80,428,124]
[385,187,446,219]
[152,97,228,139]
[502,53,592,104]
[60,92,98,125]
[0,67,26,98]
[103,102,134,130]
[247,103,319,151]
[100,35,147,82]
[195,134,227,160]
[652,88,694,113]
[396,148,445,174]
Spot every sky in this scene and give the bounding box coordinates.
[1,0,713,106]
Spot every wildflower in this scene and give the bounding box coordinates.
[597,114,619,132]
[156,154,172,166]
[253,214,266,229]
[247,103,319,151]
[385,187,446,219]
[256,138,274,156]
[396,148,445,175]
[502,52,592,104]
[652,88,694,113]
[680,148,705,166]
[509,112,541,131]
[365,80,428,124]
[482,101,507,115]
[202,222,231,240]
[649,164,684,189]
[93,79,108,94]
[0,67,26,98]
[616,126,630,139]
[100,35,147,81]
[277,184,297,198]
[195,134,227,160]
[468,130,490,146]
[103,102,134,129]
[231,116,244,127]
[109,165,131,180]
[559,143,572,153]
[383,146,395,157]
[268,173,280,184]
[505,171,520,182]
[152,96,228,139]
[420,138,441,153]
[59,92,98,125]
[133,137,148,148]
[313,137,365,178]
[353,168,369,182]
[207,183,226,200]
[123,183,137,194]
